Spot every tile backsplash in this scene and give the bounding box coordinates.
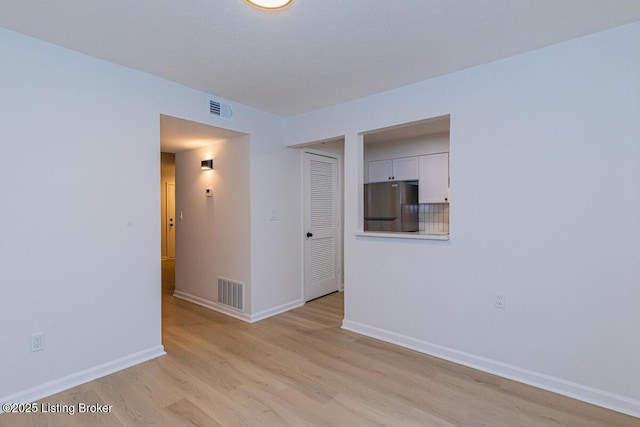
[418,203,449,235]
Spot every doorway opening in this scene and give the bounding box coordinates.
[159,114,249,323]
[160,152,176,299]
[362,115,450,236]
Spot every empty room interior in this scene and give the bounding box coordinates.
[1,1,640,426]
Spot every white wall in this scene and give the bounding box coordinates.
[174,137,252,314]
[249,137,304,318]
[284,22,640,417]
[0,27,298,403]
[0,27,163,402]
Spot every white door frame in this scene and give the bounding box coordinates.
[302,149,343,302]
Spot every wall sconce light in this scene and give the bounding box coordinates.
[201,159,213,170]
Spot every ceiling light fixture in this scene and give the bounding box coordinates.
[246,0,293,10]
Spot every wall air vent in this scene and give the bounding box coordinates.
[218,277,244,311]
[209,99,233,119]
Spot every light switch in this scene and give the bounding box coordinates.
[205,188,213,198]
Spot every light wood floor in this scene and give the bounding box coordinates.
[2,260,638,426]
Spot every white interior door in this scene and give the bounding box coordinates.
[304,152,340,302]
[167,183,176,259]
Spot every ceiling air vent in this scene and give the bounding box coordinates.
[209,99,233,119]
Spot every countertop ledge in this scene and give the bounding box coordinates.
[355,232,450,241]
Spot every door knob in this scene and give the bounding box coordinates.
[306,232,313,238]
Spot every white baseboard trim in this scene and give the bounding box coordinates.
[250,299,304,322]
[0,345,165,411]
[173,290,252,323]
[342,319,640,419]
[173,290,304,323]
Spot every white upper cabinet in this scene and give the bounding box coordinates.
[419,153,449,203]
[368,157,419,182]
[392,157,419,181]
[368,159,393,182]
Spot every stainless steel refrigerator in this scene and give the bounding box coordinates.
[364,181,419,232]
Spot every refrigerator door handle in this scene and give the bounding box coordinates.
[364,217,398,221]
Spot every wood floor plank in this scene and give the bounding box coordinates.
[166,398,223,427]
[2,259,639,426]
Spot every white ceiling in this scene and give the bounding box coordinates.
[2,1,640,118]
[160,115,246,152]
[364,115,450,145]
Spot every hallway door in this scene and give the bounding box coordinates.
[167,183,176,259]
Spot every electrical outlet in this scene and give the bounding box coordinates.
[495,293,506,309]
[30,333,45,352]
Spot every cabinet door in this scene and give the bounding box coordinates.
[368,160,393,183]
[419,153,449,203]
[392,157,419,181]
